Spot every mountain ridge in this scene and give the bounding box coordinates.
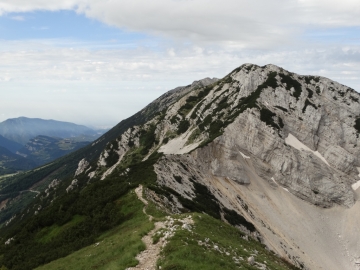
[0,64,359,269]
[0,117,100,145]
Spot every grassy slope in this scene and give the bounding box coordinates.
[37,190,297,270]
[36,190,153,270]
[158,213,297,270]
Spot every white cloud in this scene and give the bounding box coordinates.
[0,1,359,47]
[0,39,359,127]
[0,1,359,126]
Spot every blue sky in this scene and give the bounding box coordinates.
[0,11,149,45]
[0,1,360,127]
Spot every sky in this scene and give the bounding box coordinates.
[0,1,360,128]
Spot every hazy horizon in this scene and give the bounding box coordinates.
[1,1,360,127]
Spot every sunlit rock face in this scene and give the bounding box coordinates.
[147,64,360,269]
[91,63,360,269]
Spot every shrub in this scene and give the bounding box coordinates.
[260,108,280,130]
[279,73,302,100]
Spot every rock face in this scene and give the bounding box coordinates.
[150,64,360,269]
[80,64,360,269]
[153,64,360,209]
[75,159,89,176]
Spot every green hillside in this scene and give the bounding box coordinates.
[17,135,90,166]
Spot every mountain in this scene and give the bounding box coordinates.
[0,146,37,174]
[0,68,359,270]
[16,135,90,166]
[0,117,100,145]
[0,135,22,153]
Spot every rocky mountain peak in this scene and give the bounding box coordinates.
[2,63,360,270]
[90,63,360,209]
[77,63,360,269]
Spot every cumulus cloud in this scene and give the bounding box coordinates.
[0,0,359,47]
[1,40,360,126]
[1,39,359,90]
[0,0,359,126]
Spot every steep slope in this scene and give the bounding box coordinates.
[82,64,360,269]
[0,78,217,228]
[0,66,359,270]
[0,117,99,145]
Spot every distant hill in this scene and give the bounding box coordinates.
[17,135,90,166]
[0,135,22,153]
[0,117,99,145]
[0,146,37,174]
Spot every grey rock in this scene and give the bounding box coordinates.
[248,256,255,265]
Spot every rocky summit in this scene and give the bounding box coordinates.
[1,63,360,270]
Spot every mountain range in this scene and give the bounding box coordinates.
[0,65,359,269]
[0,118,107,173]
[0,117,100,145]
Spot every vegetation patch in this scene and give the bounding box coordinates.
[177,120,190,135]
[275,106,288,112]
[187,128,201,145]
[350,96,359,103]
[213,96,229,114]
[223,207,255,232]
[178,181,221,220]
[202,94,221,113]
[279,73,302,100]
[304,76,320,84]
[306,88,314,99]
[139,124,158,155]
[354,118,360,133]
[0,149,162,270]
[158,213,300,270]
[36,215,86,244]
[179,96,201,117]
[198,115,213,131]
[170,115,179,124]
[173,175,183,184]
[278,117,284,129]
[190,100,205,119]
[222,75,233,84]
[105,148,120,167]
[302,99,318,113]
[338,91,345,97]
[35,191,153,270]
[260,108,280,130]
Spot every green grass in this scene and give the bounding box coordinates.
[37,215,86,243]
[186,128,201,145]
[36,190,154,270]
[146,201,167,221]
[32,190,298,270]
[158,213,299,270]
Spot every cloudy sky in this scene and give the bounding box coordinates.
[0,0,359,128]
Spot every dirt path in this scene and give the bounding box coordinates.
[127,185,167,270]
